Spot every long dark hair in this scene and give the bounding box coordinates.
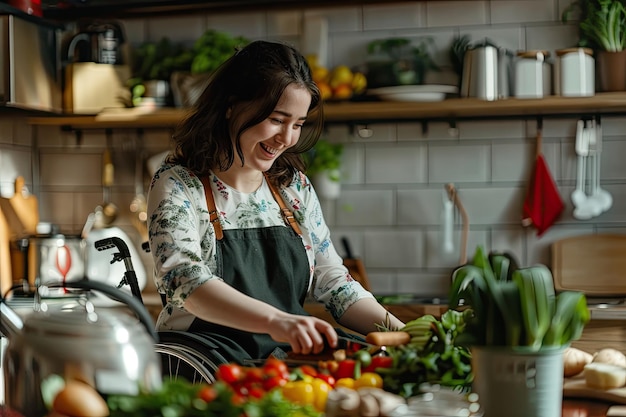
[168,40,324,187]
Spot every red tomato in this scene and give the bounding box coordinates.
[198,385,218,402]
[216,363,243,384]
[243,367,264,384]
[248,386,266,399]
[315,373,336,387]
[333,359,356,379]
[299,365,318,378]
[263,375,288,391]
[364,355,393,372]
[263,358,290,379]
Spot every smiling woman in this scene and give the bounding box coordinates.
[146,39,404,366]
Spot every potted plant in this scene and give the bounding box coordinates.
[448,246,590,417]
[365,37,439,88]
[563,0,626,91]
[305,138,344,199]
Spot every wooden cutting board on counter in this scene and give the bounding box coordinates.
[564,376,626,404]
[551,234,626,297]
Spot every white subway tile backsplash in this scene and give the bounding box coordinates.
[0,148,32,196]
[341,144,365,185]
[461,26,524,52]
[397,271,450,297]
[336,189,395,226]
[304,7,361,34]
[426,1,488,28]
[492,142,534,182]
[205,12,266,39]
[146,16,206,44]
[523,23,580,52]
[363,2,424,31]
[364,143,427,184]
[397,188,448,226]
[429,144,490,183]
[460,186,526,224]
[40,152,101,187]
[458,120,525,140]
[364,229,424,268]
[267,11,301,37]
[600,141,626,181]
[491,1,555,25]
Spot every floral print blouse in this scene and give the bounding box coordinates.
[147,163,374,330]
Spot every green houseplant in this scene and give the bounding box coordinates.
[563,0,626,91]
[305,139,344,199]
[365,37,439,88]
[448,246,590,417]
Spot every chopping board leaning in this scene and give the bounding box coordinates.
[0,207,12,295]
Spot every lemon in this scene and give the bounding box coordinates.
[329,65,353,88]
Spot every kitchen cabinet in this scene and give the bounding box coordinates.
[27,92,626,131]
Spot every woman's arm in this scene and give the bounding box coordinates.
[336,298,404,334]
[185,280,337,354]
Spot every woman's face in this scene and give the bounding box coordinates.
[232,84,312,174]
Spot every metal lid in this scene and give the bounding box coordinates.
[23,302,144,339]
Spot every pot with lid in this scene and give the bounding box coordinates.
[1,279,161,416]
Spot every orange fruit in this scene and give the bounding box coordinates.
[317,81,332,101]
[332,83,353,100]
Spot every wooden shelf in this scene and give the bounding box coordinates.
[27,92,626,130]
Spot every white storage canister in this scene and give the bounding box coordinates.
[554,48,595,97]
[514,50,552,98]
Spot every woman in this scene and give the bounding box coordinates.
[147,40,404,364]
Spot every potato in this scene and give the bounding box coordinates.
[593,348,626,368]
[52,380,109,417]
[563,347,593,377]
[584,362,626,390]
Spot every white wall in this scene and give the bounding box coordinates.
[2,0,625,298]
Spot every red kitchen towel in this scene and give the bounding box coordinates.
[522,154,564,236]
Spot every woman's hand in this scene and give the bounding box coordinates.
[268,313,338,355]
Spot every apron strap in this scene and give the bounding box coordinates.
[200,175,224,241]
[201,174,302,240]
[264,173,302,236]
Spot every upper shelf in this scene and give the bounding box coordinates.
[27,92,626,130]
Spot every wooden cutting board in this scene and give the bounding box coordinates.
[564,376,626,404]
[551,234,626,297]
[0,176,39,237]
[0,206,12,296]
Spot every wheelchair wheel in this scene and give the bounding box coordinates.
[155,331,230,384]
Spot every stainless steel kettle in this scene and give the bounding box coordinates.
[461,43,513,101]
[1,279,161,416]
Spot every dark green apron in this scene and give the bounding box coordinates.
[188,177,310,364]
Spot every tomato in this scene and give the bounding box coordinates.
[248,386,266,399]
[298,365,318,378]
[281,380,314,406]
[354,372,383,389]
[216,363,242,384]
[263,375,287,391]
[198,385,218,402]
[334,377,355,389]
[364,355,393,372]
[333,359,356,379]
[315,373,336,387]
[243,367,264,384]
[263,358,290,379]
[311,378,332,411]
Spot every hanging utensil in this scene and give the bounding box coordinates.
[571,120,595,220]
[130,129,148,240]
[94,129,118,228]
[445,183,469,265]
[590,118,613,213]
